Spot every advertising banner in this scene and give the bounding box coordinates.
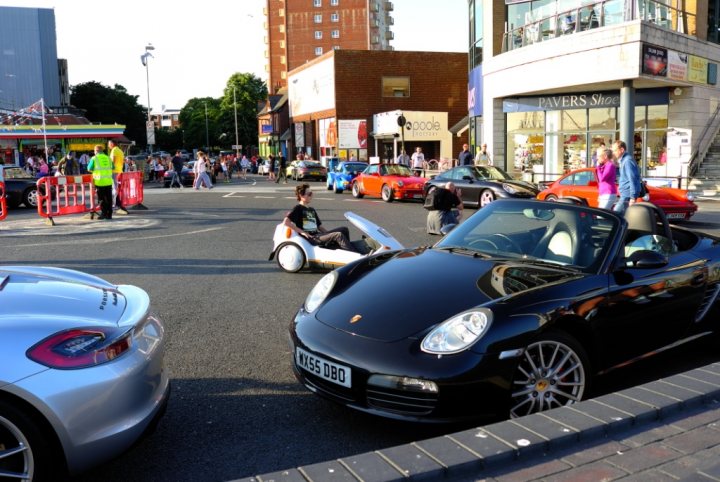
[319,118,337,148]
[688,55,709,84]
[642,44,667,77]
[338,119,367,149]
[288,57,336,117]
[294,123,304,148]
[468,65,483,117]
[667,50,688,81]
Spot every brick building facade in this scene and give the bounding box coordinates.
[288,49,468,163]
[265,0,394,94]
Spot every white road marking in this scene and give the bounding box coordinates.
[255,196,275,199]
[6,227,224,248]
[177,211,222,217]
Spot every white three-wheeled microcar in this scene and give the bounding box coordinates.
[269,212,404,272]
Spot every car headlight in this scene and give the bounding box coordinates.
[421,309,493,354]
[304,271,337,313]
[686,193,695,201]
[503,183,519,195]
[396,181,404,187]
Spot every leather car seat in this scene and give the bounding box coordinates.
[532,209,583,264]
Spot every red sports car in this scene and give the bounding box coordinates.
[351,163,426,202]
[537,168,698,220]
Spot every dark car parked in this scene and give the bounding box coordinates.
[424,165,539,208]
[289,160,327,181]
[163,166,195,187]
[290,200,720,422]
[2,166,42,208]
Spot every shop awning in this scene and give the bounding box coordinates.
[450,116,470,137]
[0,124,126,140]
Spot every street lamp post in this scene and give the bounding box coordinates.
[141,44,155,153]
[204,101,210,154]
[234,86,240,158]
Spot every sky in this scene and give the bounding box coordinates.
[1,0,468,110]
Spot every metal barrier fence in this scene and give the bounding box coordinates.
[0,182,6,221]
[37,175,98,225]
[117,171,145,208]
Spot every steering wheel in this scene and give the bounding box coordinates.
[489,234,523,253]
[468,237,500,251]
[469,234,522,253]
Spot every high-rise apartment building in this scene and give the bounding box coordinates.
[265,0,395,93]
[0,6,62,110]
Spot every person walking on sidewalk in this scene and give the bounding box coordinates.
[88,144,114,220]
[276,154,288,184]
[193,151,214,190]
[240,155,251,180]
[169,150,185,188]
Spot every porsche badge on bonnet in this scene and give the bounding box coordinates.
[350,314,362,324]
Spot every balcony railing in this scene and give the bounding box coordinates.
[502,0,696,53]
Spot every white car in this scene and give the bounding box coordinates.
[0,266,169,480]
[257,160,271,175]
[269,212,404,272]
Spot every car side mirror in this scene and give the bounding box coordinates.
[624,249,668,269]
[462,176,473,182]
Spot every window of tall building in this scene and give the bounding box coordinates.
[315,47,323,56]
[331,29,340,38]
[314,0,322,6]
[330,0,339,5]
[334,45,341,50]
[331,12,339,22]
[710,0,719,43]
[315,31,323,39]
[314,14,322,23]
[469,0,483,68]
[382,77,410,97]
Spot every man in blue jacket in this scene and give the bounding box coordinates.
[612,140,641,215]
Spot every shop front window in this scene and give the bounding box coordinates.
[589,107,616,130]
[507,112,545,178]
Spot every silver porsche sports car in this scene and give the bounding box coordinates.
[0,266,169,481]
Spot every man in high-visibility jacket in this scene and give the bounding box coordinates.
[108,139,128,214]
[88,144,114,220]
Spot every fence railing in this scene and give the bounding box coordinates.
[503,0,696,53]
[687,102,720,178]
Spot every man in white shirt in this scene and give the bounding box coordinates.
[411,147,424,175]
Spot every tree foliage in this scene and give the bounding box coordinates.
[179,73,267,153]
[70,82,147,148]
[71,73,267,154]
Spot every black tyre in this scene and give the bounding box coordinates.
[381,184,394,203]
[0,399,61,481]
[22,188,38,208]
[479,189,495,207]
[352,182,364,199]
[544,194,558,202]
[509,331,590,418]
[276,243,306,273]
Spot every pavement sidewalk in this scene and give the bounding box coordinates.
[241,362,720,482]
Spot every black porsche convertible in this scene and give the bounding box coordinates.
[423,165,539,208]
[289,200,720,422]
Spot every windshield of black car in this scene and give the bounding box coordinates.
[473,166,511,180]
[435,200,618,272]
